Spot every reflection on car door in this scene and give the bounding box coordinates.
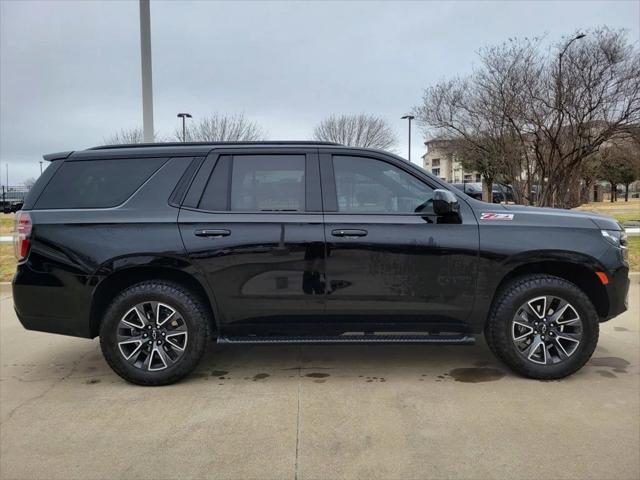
[178,149,326,336]
[320,152,479,333]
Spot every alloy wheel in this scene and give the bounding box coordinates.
[117,301,188,371]
[511,295,583,365]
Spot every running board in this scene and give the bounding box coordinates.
[217,334,475,345]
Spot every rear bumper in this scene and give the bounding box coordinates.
[14,309,92,337]
[12,264,94,338]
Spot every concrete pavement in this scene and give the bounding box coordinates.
[1,281,639,480]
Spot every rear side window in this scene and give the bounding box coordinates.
[35,158,167,209]
[230,155,305,211]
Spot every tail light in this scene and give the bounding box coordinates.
[14,211,32,261]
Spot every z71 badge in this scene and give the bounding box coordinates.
[480,212,514,221]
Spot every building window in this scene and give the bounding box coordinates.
[464,174,472,182]
[475,174,481,182]
[431,158,440,167]
[432,168,440,177]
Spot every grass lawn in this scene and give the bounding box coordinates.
[1,213,15,236]
[627,237,640,273]
[0,214,15,282]
[573,199,640,224]
[0,243,15,282]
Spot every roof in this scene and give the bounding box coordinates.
[87,141,343,150]
[44,141,347,161]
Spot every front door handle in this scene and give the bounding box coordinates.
[194,229,231,238]
[331,229,368,238]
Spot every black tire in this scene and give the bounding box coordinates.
[100,281,209,386]
[486,274,599,380]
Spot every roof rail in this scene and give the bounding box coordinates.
[87,141,343,150]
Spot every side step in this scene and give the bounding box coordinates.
[217,334,475,345]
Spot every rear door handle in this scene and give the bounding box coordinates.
[194,229,231,238]
[331,229,368,238]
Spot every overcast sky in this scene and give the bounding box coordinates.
[1,0,639,183]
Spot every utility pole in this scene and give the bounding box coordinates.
[139,0,154,143]
[401,115,415,162]
[39,161,43,175]
[177,113,192,142]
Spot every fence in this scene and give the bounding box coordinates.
[1,185,31,213]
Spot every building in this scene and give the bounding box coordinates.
[421,139,481,183]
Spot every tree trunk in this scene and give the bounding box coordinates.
[482,176,493,203]
[625,183,630,202]
[610,182,616,202]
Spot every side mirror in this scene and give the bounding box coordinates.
[432,189,460,216]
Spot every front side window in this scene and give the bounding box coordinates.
[231,155,305,211]
[333,156,434,214]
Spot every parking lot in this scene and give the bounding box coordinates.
[1,280,639,480]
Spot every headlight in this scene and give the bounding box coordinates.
[601,229,627,247]
[601,229,628,260]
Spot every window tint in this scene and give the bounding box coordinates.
[35,158,166,209]
[199,156,231,211]
[231,155,305,211]
[333,156,434,214]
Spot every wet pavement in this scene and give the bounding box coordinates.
[1,280,639,479]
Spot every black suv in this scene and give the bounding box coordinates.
[13,142,629,385]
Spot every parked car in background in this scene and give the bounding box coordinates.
[1,199,24,214]
[451,182,483,200]
[13,142,629,385]
[451,182,514,203]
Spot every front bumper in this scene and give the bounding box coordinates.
[601,265,630,322]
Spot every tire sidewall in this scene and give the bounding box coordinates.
[492,276,599,379]
[100,282,208,386]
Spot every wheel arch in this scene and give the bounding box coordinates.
[89,265,218,338]
[491,260,609,319]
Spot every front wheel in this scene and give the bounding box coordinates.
[486,274,599,380]
[100,281,209,386]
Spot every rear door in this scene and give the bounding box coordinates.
[178,148,326,336]
[320,150,479,333]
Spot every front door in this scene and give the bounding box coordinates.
[320,152,479,333]
[178,149,326,336]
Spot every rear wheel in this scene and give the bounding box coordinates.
[486,274,599,379]
[100,281,209,386]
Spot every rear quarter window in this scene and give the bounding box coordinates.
[34,157,167,209]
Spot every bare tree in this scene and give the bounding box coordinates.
[103,128,146,145]
[23,177,37,188]
[176,113,266,142]
[596,140,640,202]
[415,28,640,207]
[313,114,397,150]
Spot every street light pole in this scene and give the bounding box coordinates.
[401,115,415,162]
[139,0,154,143]
[557,33,586,112]
[554,33,585,207]
[39,161,43,175]
[177,113,192,142]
